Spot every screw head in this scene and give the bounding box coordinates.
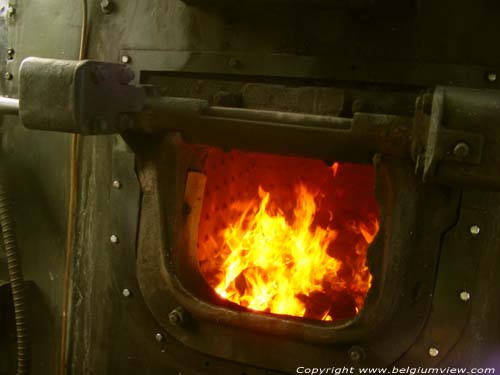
[122,288,131,297]
[469,225,481,235]
[428,347,439,357]
[453,142,470,158]
[110,234,119,243]
[112,180,122,189]
[121,55,131,64]
[155,333,163,342]
[487,71,497,83]
[4,72,13,81]
[460,291,471,301]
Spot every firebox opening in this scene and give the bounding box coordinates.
[195,147,379,323]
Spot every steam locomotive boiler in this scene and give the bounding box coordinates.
[1,1,500,374]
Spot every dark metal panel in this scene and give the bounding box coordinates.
[123,49,500,90]
[87,1,500,90]
[2,118,70,375]
[395,202,490,365]
[55,0,500,373]
[443,192,500,368]
[0,0,81,374]
[3,0,81,98]
[66,135,279,375]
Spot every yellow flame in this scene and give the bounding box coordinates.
[214,185,342,319]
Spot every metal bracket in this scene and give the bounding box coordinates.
[413,86,485,183]
[3,57,500,189]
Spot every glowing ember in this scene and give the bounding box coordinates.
[331,162,340,177]
[198,149,379,322]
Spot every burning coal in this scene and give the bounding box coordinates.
[198,149,379,322]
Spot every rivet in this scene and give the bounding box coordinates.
[453,142,470,158]
[112,180,122,189]
[428,347,439,357]
[122,288,131,297]
[460,291,471,301]
[100,0,114,14]
[7,48,14,59]
[348,346,366,362]
[5,72,13,81]
[6,5,15,18]
[155,333,164,342]
[486,71,497,83]
[121,55,131,64]
[469,225,480,235]
[110,234,119,243]
[228,57,239,68]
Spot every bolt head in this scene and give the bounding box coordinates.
[487,71,497,83]
[155,333,163,342]
[122,288,131,297]
[460,291,471,301]
[121,55,131,64]
[428,347,439,357]
[112,180,122,189]
[469,225,481,235]
[453,142,470,158]
[4,72,13,81]
[110,234,119,243]
[169,307,188,327]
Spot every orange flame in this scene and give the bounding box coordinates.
[197,150,379,322]
[216,185,340,318]
[332,162,340,177]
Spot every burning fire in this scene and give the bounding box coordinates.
[198,150,379,322]
[216,184,340,318]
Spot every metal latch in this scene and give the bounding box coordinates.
[2,58,500,190]
[18,57,146,134]
[413,86,487,183]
